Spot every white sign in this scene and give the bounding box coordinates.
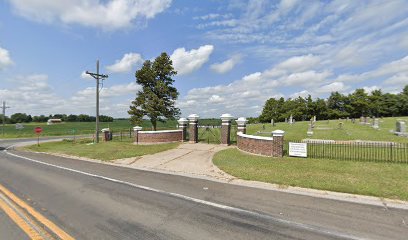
[15,123,24,130]
[289,142,307,158]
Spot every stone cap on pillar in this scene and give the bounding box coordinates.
[133,126,143,131]
[220,113,234,121]
[188,114,200,122]
[236,117,247,125]
[272,130,285,137]
[101,128,110,132]
[177,118,189,125]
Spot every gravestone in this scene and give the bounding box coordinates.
[285,118,288,123]
[360,116,364,124]
[372,118,379,129]
[289,115,293,124]
[307,124,313,136]
[271,119,275,126]
[395,121,406,136]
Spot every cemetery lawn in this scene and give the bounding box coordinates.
[213,148,408,201]
[23,139,180,161]
[247,116,408,143]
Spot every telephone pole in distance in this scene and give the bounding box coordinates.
[1,101,10,136]
[86,60,108,143]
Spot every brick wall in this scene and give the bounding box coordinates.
[237,133,283,157]
[136,130,182,143]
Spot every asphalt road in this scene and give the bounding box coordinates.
[0,139,407,239]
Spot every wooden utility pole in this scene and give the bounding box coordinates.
[1,101,10,136]
[86,60,108,143]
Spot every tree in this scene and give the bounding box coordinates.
[128,52,180,130]
[99,115,114,122]
[259,97,283,122]
[66,114,78,122]
[10,113,29,123]
[327,92,349,118]
[348,89,370,117]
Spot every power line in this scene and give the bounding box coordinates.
[1,101,10,136]
[86,60,108,143]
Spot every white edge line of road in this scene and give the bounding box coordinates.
[8,140,408,211]
[4,147,366,240]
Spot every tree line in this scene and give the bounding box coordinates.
[0,113,114,124]
[259,85,408,123]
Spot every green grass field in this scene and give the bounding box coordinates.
[247,117,408,143]
[0,119,178,139]
[213,148,408,200]
[23,138,180,161]
[3,117,408,144]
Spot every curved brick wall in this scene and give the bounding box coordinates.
[237,132,283,157]
[137,130,182,143]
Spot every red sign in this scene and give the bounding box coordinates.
[34,127,43,134]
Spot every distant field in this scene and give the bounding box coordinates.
[2,117,408,143]
[0,119,177,139]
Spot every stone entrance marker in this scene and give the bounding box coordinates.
[188,114,199,143]
[236,117,248,134]
[133,126,143,144]
[220,113,234,145]
[177,118,189,142]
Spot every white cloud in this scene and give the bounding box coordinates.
[170,45,214,75]
[0,46,13,70]
[290,90,310,99]
[0,74,140,117]
[275,54,320,72]
[362,86,379,94]
[208,95,224,103]
[106,53,143,73]
[315,82,348,94]
[335,55,408,83]
[383,73,408,86]
[7,0,172,31]
[210,54,242,74]
[284,70,331,87]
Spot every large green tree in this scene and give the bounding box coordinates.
[128,52,180,130]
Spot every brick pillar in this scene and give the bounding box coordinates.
[272,130,285,157]
[177,118,189,142]
[188,114,199,143]
[133,126,142,144]
[236,117,247,134]
[220,113,234,145]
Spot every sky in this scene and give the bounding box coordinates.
[0,0,408,118]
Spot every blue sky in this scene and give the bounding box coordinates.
[1,0,408,118]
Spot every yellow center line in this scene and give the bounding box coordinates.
[0,184,75,240]
[0,194,44,240]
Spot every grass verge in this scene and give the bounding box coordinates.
[213,148,408,201]
[23,139,180,161]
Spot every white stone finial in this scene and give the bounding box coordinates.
[236,117,248,125]
[133,126,142,131]
[177,118,189,125]
[272,130,285,137]
[220,113,234,121]
[188,114,200,121]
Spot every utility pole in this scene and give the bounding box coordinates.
[1,101,10,136]
[86,60,108,143]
